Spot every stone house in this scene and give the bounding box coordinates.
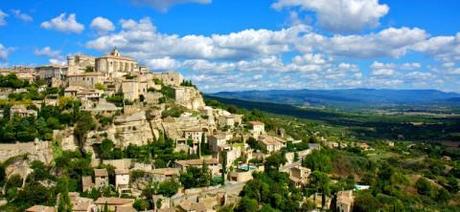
[82,99,121,116]
[81,176,94,192]
[151,168,180,182]
[26,205,56,212]
[115,169,130,193]
[175,158,221,176]
[228,170,253,182]
[336,190,354,212]
[286,165,311,187]
[184,127,205,144]
[177,199,207,212]
[208,133,231,152]
[35,64,67,87]
[94,169,109,188]
[64,86,101,102]
[9,105,37,119]
[94,197,134,212]
[258,135,285,153]
[121,79,149,102]
[67,72,105,88]
[69,192,98,212]
[249,121,265,138]
[152,72,184,86]
[218,114,243,128]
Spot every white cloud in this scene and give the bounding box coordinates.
[0,44,12,61]
[131,0,211,12]
[0,10,8,26]
[147,57,179,70]
[299,27,428,58]
[413,33,460,62]
[11,9,33,22]
[84,17,460,92]
[90,17,115,34]
[401,62,421,70]
[370,61,395,77]
[87,17,309,61]
[273,0,389,33]
[34,46,65,65]
[41,13,84,33]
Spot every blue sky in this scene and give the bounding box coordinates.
[1,0,460,92]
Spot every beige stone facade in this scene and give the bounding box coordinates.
[67,72,105,88]
[336,190,354,212]
[95,48,138,77]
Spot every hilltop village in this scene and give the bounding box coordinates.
[0,49,459,212]
[0,48,324,212]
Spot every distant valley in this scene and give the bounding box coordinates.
[210,89,460,110]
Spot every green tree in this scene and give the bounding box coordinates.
[264,152,286,172]
[179,164,212,189]
[310,171,331,209]
[74,112,96,149]
[302,150,332,173]
[158,179,180,197]
[415,177,434,197]
[57,177,73,212]
[235,197,258,212]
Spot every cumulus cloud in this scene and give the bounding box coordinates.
[0,44,12,61]
[272,0,389,33]
[41,13,84,33]
[371,61,396,77]
[0,10,8,26]
[84,17,460,92]
[299,27,428,58]
[87,17,308,61]
[131,0,211,12]
[34,46,66,65]
[90,17,115,34]
[11,9,33,22]
[413,33,460,62]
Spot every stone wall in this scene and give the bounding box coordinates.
[0,141,53,164]
[174,87,205,110]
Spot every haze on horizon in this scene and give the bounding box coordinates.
[1,0,460,92]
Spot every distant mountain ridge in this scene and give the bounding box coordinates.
[210,88,460,108]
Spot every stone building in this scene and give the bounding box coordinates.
[94,169,109,188]
[151,168,180,182]
[35,64,67,87]
[152,72,184,86]
[94,197,134,212]
[10,105,37,119]
[249,121,265,138]
[67,54,96,74]
[175,158,221,176]
[81,176,94,192]
[218,114,243,128]
[286,165,311,187]
[95,48,138,78]
[121,79,149,102]
[67,72,105,88]
[336,190,354,212]
[208,133,232,152]
[258,135,284,153]
[115,169,130,193]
